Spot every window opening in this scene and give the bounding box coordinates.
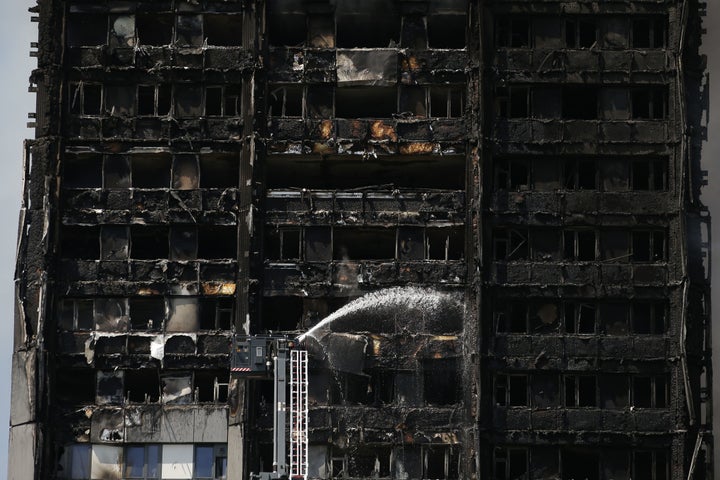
[176,14,203,47]
[563,158,597,190]
[632,159,666,190]
[200,297,234,331]
[104,155,131,188]
[64,153,102,188]
[429,86,464,118]
[494,229,528,260]
[129,298,165,331]
[136,14,173,46]
[495,158,530,190]
[631,88,667,119]
[308,14,335,48]
[632,376,667,408]
[631,231,666,262]
[130,226,169,259]
[200,153,239,188]
[632,302,666,334]
[336,12,399,48]
[67,14,107,46]
[335,87,397,118]
[565,375,596,407]
[70,83,103,116]
[496,18,530,48]
[205,14,243,46]
[59,298,95,331]
[423,359,460,405]
[101,225,129,260]
[496,87,529,118]
[266,228,301,261]
[562,86,598,119]
[493,447,528,480]
[563,230,596,261]
[495,374,528,406]
[138,85,171,116]
[61,225,100,259]
[268,13,307,46]
[268,85,303,117]
[633,451,668,480]
[564,302,597,334]
[565,19,597,48]
[632,19,666,48]
[131,153,172,188]
[197,226,237,259]
[428,14,466,49]
[173,154,199,190]
[124,369,160,403]
[426,228,464,260]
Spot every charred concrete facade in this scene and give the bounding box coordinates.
[8,0,713,479]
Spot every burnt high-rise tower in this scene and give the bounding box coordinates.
[9,0,713,479]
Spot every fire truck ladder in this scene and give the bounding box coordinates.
[289,349,308,479]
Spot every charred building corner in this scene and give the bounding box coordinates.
[7,0,713,478]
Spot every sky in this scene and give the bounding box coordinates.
[0,1,719,477]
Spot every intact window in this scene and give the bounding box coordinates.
[124,444,161,479]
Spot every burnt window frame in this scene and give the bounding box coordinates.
[565,18,598,48]
[494,373,529,407]
[631,158,667,191]
[204,85,243,117]
[564,374,598,407]
[496,86,530,118]
[494,158,531,191]
[630,87,668,120]
[631,17,667,49]
[266,228,302,261]
[66,13,109,47]
[493,446,529,480]
[562,229,597,261]
[494,300,529,334]
[493,228,529,261]
[631,302,667,335]
[631,375,668,408]
[69,82,104,116]
[495,17,531,48]
[428,86,465,118]
[632,450,669,480]
[268,84,305,118]
[422,445,459,480]
[562,158,598,190]
[563,301,598,334]
[631,230,667,262]
[58,298,96,331]
[137,84,172,117]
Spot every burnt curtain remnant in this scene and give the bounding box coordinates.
[8,0,712,479]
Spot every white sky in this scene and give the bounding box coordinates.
[0,1,719,476]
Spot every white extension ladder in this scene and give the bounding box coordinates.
[289,349,309,479]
